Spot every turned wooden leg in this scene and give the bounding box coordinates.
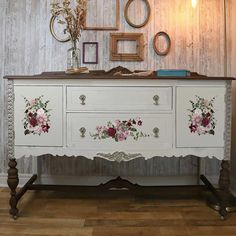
[7,159,19,219]
[218,160,230,192]
[199,160,236,220]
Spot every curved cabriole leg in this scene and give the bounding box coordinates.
[7,159,19,219]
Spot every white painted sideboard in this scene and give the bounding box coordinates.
[4,71,234,219]
[11,76,231,162]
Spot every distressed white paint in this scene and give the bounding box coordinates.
[12,79,229,162]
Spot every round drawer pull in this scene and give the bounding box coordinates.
[153,127,159,138]
[153,95,160,105]
[80,127,86,138]
[79,95,86,105]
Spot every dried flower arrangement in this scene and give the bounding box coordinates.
[51,0,87,47]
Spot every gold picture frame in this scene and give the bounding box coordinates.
[110,33,144,61]
[84,0,120,31]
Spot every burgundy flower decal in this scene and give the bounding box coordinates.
[90,118,149,142]
[188,96,216,135]
[23,96,51,135]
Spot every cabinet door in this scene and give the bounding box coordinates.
[176,86,225,147]
[14,86,63,147]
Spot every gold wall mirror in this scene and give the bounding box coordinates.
[124,0,151,28]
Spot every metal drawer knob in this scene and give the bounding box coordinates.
[153,95,160,105]
[79,95,86,105]
[153,127,159,138]
[80,127,86,138]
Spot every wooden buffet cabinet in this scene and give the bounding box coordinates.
[4,69,236,219]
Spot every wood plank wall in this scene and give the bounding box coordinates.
[0,0,230,183]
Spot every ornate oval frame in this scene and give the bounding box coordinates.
[124,0,151,28]
[49,15,70,43]
[153,31,171,56]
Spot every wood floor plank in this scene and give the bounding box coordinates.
[0,216,85,227]
[160,226,190,236]
[187,226,236,236]
[85,219,186,227]
[0,224,92,236]
[0,188,236,236]
[92,227,162,236]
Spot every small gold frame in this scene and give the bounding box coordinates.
[110,33,144,61]
[84,0,120,31]
[124,0,151,28]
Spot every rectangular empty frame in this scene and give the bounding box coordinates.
[84,0,120,30]
[110,33,144,61]
[82,42,98,64]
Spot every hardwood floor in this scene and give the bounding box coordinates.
[0,187,236,236]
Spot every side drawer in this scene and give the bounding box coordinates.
[67,113,173,151]
[67,86,172,111]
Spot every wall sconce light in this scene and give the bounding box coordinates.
[192,0,197,8]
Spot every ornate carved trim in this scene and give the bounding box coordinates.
[105,66,133,76]
[224,81,232,161]
[7,80,15,161]
[96,152,143,162]
[99,176,140,190]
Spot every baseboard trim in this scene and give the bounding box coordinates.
[0,173,220,188]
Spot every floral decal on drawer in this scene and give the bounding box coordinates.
[90,118,149,142]
[23,96,51,135]
[188,96,216,135]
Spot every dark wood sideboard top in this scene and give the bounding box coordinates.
[3,68,235,81]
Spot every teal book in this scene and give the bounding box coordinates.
[156,69,190,77]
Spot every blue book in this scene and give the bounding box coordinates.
[156,69,190,77]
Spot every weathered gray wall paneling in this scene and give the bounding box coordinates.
[0,0,227,180]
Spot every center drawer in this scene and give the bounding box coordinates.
[67,113,173,150]
[67,86,172,111]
